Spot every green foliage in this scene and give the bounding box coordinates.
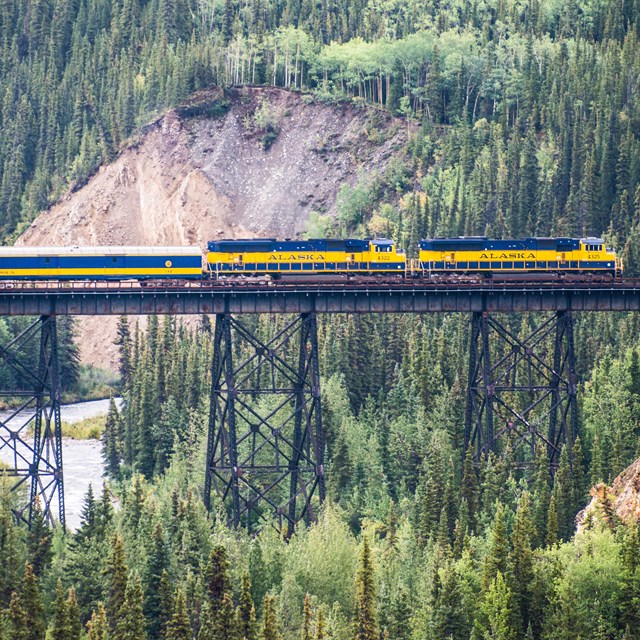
[166,588,192,640]
[102,398,121,475]
[353,537,376,640]
[86,603,108,640]
[1,0,640,632]
[473,572,516,640]
[116,573,147,640]
[105,533,129,634]
[261,594,283,640]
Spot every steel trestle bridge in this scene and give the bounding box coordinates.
[2,278,640,532]
[0,279,640,314]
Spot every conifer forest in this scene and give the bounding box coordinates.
[3,0,640,639]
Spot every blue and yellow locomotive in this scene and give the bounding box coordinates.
[418,237,621,277]
[0,236,622,282]
[206,238,407,277]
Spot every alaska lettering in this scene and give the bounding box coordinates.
[267,254,325,261]
[479,252,536,259]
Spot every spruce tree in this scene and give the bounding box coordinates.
[102,397,121,476]
[452,499,469,559]
[591,431,612,486]
[261,594,283,640]
[206,544,231,615]
[123,474,146,533]
[460,446,478,533]
[0,486,21,604]
[7,591,29,640]
[198,601,215,640]
[87,603,108,640]
[27,499,52,577]
[572,436,587,513]
[158,570,174,640]
[418,446,446,544]
[116,573,147,640]
[144,524,170,640]
[302,593,313,640]
[353,537,377,640]
[238,573,257,640]
[96,483,114,540]
[532,444,551,548]
[473,573,515,640]
[105,533,128,634]
[214,592,239,640]
[21,565,44,640]
[66,589,82,640]
[75,484,98,545]
[116,316,133,389]
[50,581,72,640]
[166,588,192,640]
[389,588,412,640]
[315,607,327,640]
[482,503,509,591]
[546,494,559,547]
[429,560,467,640]
[386,500,399,550]
[509,492,534,636]
[552,447,574,541]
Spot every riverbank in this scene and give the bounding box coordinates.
[61,414,105,439]
[0,397,119,529]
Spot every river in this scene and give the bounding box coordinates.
[0,398,120,530]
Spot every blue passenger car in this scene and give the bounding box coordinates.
[0,247,203,280]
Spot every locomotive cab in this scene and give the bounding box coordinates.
[578,237,622,276]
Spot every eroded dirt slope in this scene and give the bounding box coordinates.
[18,87,408,368]
[577,458,640,532]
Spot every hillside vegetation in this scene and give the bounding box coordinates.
[1,0,639,265]
[2,2,640,640]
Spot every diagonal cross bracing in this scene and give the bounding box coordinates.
[464,311,578,467]
[0,316,64,528]
[204,313,325,535]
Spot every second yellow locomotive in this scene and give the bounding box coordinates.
[418,237,621,276]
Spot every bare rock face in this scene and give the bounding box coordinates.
[576,458,640,532]
[17,87,409,369]
[19,86,408,248]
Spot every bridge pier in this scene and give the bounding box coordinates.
[204,313,325,534]
[464,311,578,467]
[0,316,64,528]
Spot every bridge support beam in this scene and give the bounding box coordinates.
[0,316,64,528]
[204,313,325,534]
[464,311,578,468]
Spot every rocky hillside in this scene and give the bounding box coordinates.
[18,87,409,368]
[19,87,407,247]
[577,458,640,532]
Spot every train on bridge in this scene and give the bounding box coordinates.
[0,236,622,282]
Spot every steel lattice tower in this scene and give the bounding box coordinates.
[464,311,578,466]
[0,316,64,528]
[204,313,325,534]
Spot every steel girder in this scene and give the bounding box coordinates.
[0,315,64,528]
[204,313,325,534]
[464,311,578,467]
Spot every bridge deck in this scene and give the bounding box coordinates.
[0,280,639,314]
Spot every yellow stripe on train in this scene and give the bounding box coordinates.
[0,268,202,277]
